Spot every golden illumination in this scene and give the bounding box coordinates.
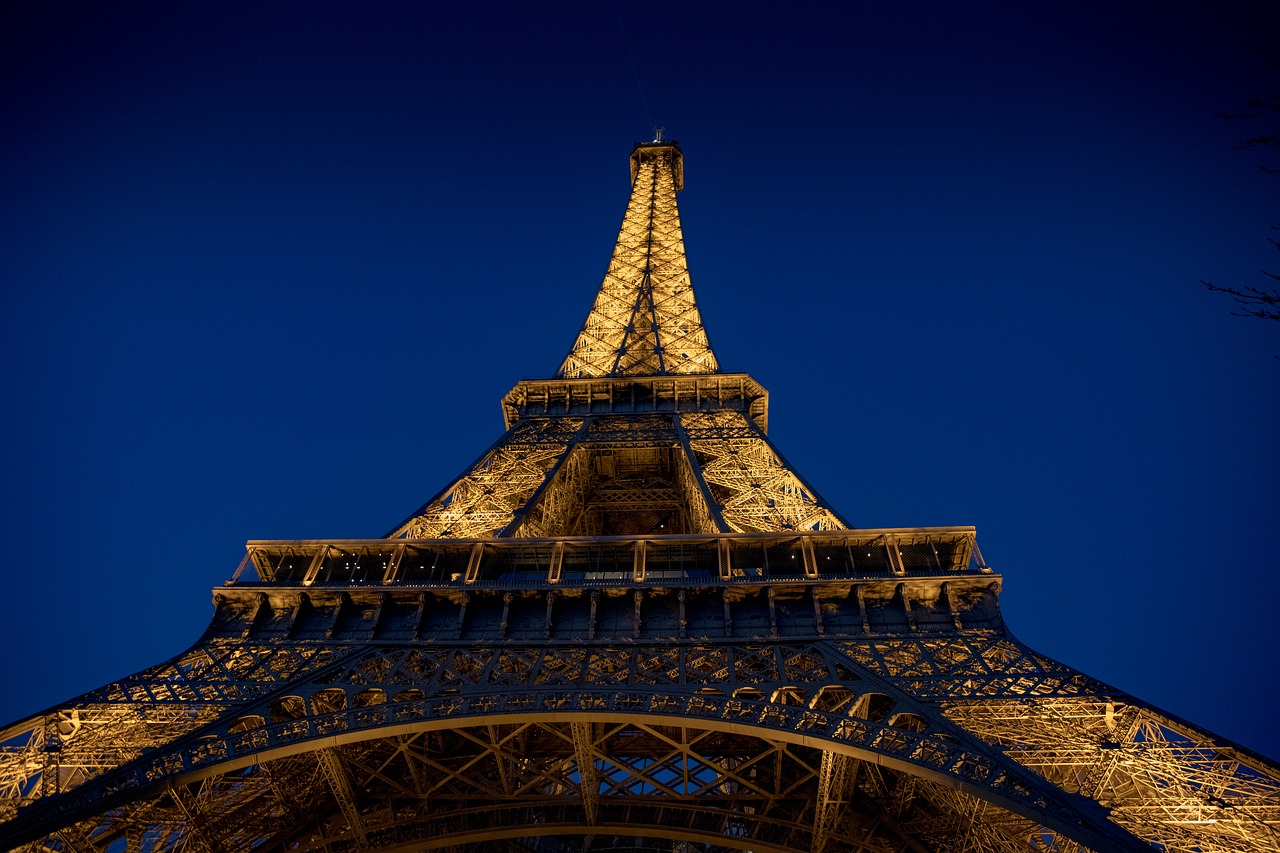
[558,143,718,378]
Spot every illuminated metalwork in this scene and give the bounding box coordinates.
[559,142,717,378]
[3,141,1278,852]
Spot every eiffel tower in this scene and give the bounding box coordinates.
[3,139,1278,853]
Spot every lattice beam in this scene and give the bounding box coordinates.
[570,721,600,825]
[684,411,847,532]
[944,699,1280,853]
[317,747,368,849]
[559,142,717,378]
[391,418,585,539]
[812,749,849,852]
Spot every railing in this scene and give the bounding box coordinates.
[501,373,769,430]
[232,528,987,588]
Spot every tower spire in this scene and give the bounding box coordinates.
[557,140,718,378]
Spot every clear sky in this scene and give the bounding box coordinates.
[2,2,1278,762]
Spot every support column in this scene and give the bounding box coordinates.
[812,749,850,852]
[570,721,600,825]
[316,748,368,849]
[673,414,729,532]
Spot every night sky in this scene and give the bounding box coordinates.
[3,2,1278,763]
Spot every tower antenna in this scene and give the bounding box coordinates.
[611,0,655,132]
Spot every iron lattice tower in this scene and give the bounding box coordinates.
[3,141,1278,853]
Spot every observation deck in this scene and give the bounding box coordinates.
[216,528,999,645]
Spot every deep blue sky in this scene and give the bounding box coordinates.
[3,2,1278,761]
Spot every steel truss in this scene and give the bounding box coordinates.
[4,552,1278,851]
[558,142,716,379]
[389,410,848,541]
[4,140,1279,851]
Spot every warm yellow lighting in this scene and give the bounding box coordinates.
[558,143,717,379]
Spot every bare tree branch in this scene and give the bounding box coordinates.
[1204,47,1280,342]
[1202,280,1280,321]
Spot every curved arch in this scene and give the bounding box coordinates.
[228,714,264,733]
[3,692,1148,853]
[175,704,1121,849]
[888,711,928,732]
[271,798,810,853]
[362,822,798,853]
[850,690,895,722]
[269,694,307,722]
[808,684,854,713]
[391,687,425,703]
[311,689,347,715]
[769,686,807,706]
[177,709,979,793]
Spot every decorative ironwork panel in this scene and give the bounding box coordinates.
[683,411,846,533]
[393,418,585,539]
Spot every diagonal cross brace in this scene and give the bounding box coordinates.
[570,721,600,825]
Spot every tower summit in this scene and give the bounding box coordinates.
[387,140,845,541]
[2,142,1278,852]
[559,141,717,378]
